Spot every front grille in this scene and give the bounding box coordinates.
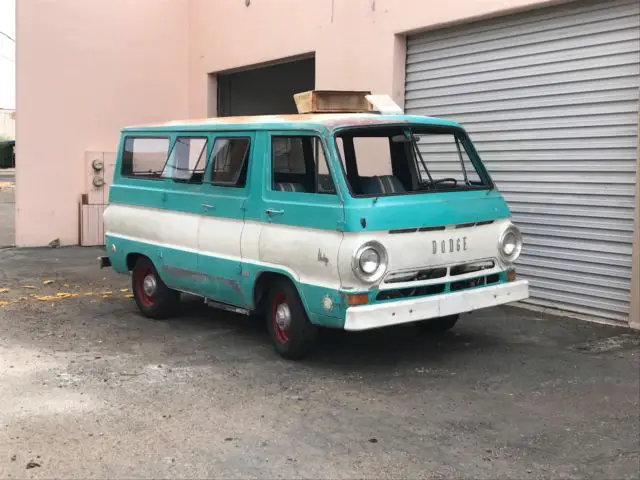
[376,283,446,301]
[385,267,447,284]
[376,273,501,302]
[450,273,500,292]
[450,260,495,276]
[383,259,496,285]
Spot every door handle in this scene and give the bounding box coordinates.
[202,204,215,211]
[265,208,284,216]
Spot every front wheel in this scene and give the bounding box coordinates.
[131,257,180,319]
[416,314,459,333]
[266,278,318,360]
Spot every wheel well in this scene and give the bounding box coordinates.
[126,253,145,271]
[253,271,292,312]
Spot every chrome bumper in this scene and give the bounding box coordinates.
[344,280,529,331]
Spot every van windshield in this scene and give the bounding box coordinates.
[334,126,491,197]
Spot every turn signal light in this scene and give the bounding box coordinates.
[347,294,369,306]
[507,270,517,282]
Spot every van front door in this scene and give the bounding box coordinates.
[197,133,253,308]
[250,132,344,314]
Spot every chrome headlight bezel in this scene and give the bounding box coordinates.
[498,223,523,264]
[351,241,388,283]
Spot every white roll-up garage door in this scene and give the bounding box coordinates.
[405,0,639,324]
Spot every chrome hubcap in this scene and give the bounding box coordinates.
[275,303,291,331]
[142,274,157,297]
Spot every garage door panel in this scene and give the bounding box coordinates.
[407,25,640,78]
[406,90,638,115]
[407,0,639,58]
[406,0,639,324]
[407,51,640,91]
[525,245,631,268]
[497,183,633,196]
[519,264,630,292]
[521,253,632,278]
[406,78,639,107]
[486,161,636,172]
[406,37,640,81]
[524,290,629,322]
[471,149,636,162]
[511,212,635,232]
[422,125,637,143]
[461,113,639,133]
[408,2,637,54]
[505,192,636,210]
[521,224,633,244]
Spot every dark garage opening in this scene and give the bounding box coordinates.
[217,56,315,117]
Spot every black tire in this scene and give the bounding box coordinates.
[416,314,459,333]
[266,278,318,360]
[131,256,180,319]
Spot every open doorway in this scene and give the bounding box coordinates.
[216,56,315,117]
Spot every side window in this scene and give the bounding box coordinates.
[162,137,208,183]
[271,136,336,195]
[121,137,170,178]
[210,137,250,187]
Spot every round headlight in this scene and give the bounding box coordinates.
[359,248,380,274]
[499,224,523,263]
[352,241,388,283]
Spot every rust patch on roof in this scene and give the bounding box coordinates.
[124,113,411,131]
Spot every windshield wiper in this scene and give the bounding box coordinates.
[409,130,436,191]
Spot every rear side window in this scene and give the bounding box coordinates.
[121,137,170,178]
[210,138,251,187]
[162,137,208,183]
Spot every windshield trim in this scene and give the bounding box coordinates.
[331,124,494,199]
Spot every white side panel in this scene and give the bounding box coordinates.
[405,0,640,323]
[198,216,243,259]
[104,205,346,290]
[104,205,200,252]
[256,222,343,288]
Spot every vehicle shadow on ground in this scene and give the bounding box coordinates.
[165,296,503,369]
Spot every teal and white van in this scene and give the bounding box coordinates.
[100,91,528,359]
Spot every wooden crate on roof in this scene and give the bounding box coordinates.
[293,90,373,114]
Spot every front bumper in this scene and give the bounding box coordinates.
[344,279,529,331]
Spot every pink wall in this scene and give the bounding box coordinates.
[187,0,564,118]
[15,0,566,247]
[16,0,190,246]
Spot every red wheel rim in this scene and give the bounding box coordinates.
[134,267,155,307]
[272,292,289,344]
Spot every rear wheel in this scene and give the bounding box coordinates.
[416,314,459,333]
[131,257,179,319]
[266,278,318,360]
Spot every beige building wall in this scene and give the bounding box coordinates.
[15,0,190,246]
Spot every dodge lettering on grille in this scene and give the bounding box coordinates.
[433,237,468,254]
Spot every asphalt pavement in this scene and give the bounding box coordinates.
[0,246,638,479]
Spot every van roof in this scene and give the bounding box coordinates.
[123,113,463,133]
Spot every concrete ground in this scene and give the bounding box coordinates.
[0,168,15,247]
[0,247,638,479]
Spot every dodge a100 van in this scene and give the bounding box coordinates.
[100,91,529,359]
